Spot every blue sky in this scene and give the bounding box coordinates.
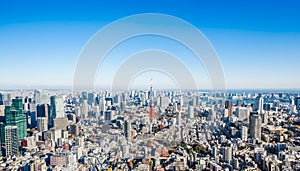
[0,0,300,89]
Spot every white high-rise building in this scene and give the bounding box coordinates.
[258,96,264,114]
[188,106,194,119]
[37,117,48,132]
[176,110,181,127]
[241,126,248,141]
[174,102,178,112]
[80,100,88,119]
[34,89,49,104]
[160,96,169,109]
[180,96,184,107]
[5,126,19,157]
[100,98,106,113]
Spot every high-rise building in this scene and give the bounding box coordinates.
[0,105,5,116]
[233,158,239,170]
[37,104,50,118]
[159,96,169,109]
[295,97,300,110]
[208,108,216,121]
[260,111,268,125]
[225,100,233,116]
[105,97,113,106]
[87,92,95,105]
[0,93,12,106]
[250,114,262,140]
[5,98,27,140]
[70,124,79,136]
[0,93,3,105]
[0,122,5,143]
[180,96,184,107]
[81,91,88,101]
[5,125,19,157]
[254,95,264,112]
[34,89,49,104]
[236,107,249,122]
[80,100,88,119]
[104,110,115,123]
[120,101,126,112]
[258,96,265,114]
[190,96,197,106]
[124,120,131,142]
[188,106,194,119]
[113,94,120,105]
[241,126,248,141]
[176,110,181,127]
[50,95,65,127]
[37,117,48,132]
[212,146,218,159]
[28,103,37,128]
[223,147,232,163]
[100,98,106,114]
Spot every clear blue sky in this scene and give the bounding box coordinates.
[0,0,300,89]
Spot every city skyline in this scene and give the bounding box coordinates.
[1,1,300,90]
[1,2,300,170]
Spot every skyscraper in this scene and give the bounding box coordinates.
[37,117,48,132]
[250,114,262,141]
[241,126,248,141]
[177,106,182,127]
[37,104,50,118]
[70,124,79,136]
[81,91,88,101]
[5,125,19,157]
[88,92,95,105]
[225,100,233,116]
[159,96,169,109]
[0,93,3,105]
[5,98,27,140]
[188,106,194,119]
[80,100,88,119]
[258,96,264,114]
[295,97,300,110]
[124,120,132,142]
[236,107,249,122]
[49,95,65,127]
[34,89,49,104]
[223,147,232,163]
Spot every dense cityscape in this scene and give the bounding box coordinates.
[1,1,300,171]
[0,88,300,170]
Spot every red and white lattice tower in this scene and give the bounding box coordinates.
[149,84,156,119]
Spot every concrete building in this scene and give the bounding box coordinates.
[37,117,48,132]
[250,114,262,140]
[188,106,194,119]
[5,125,19,156]
[241,126,248,141]
[34,89,49,104]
